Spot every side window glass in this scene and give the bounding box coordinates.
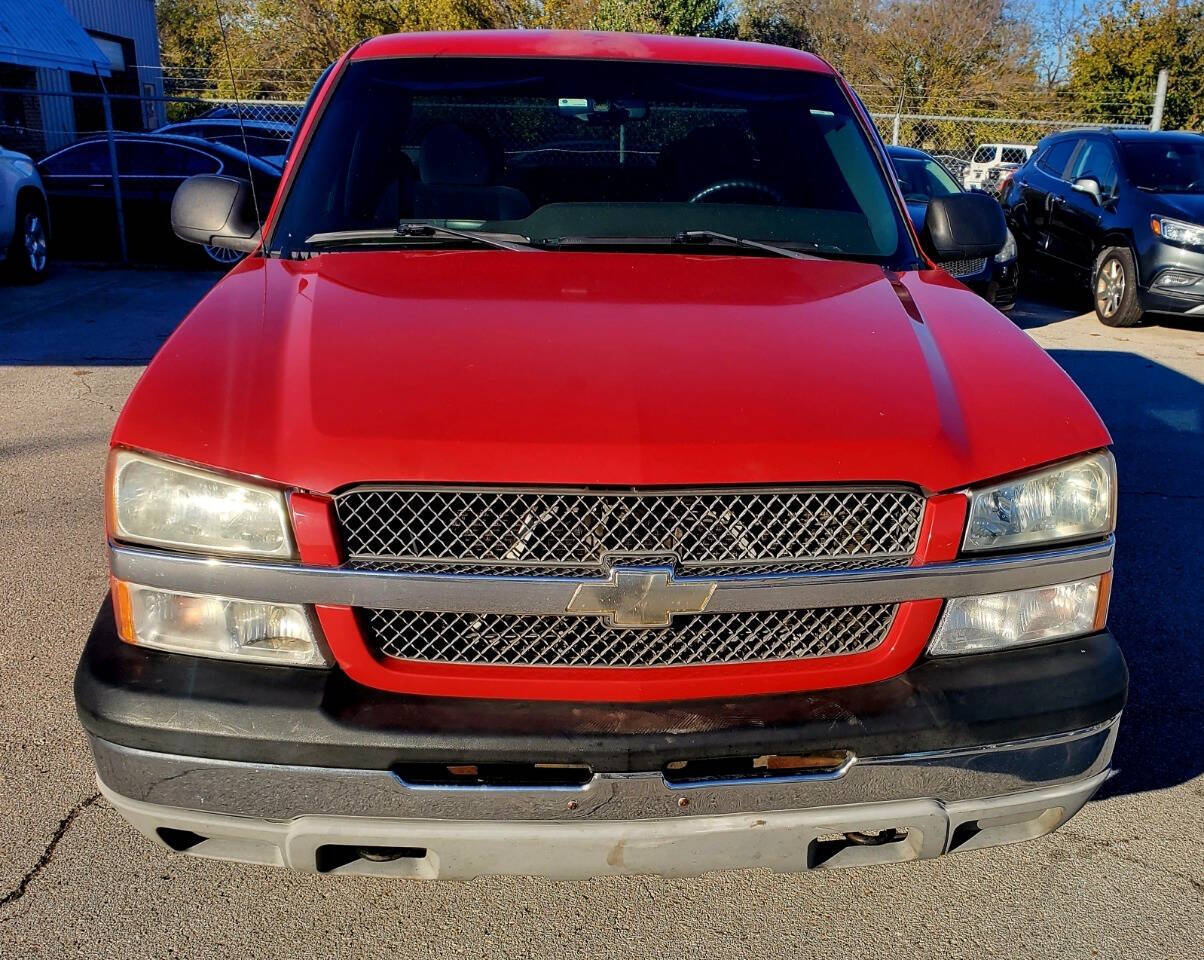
[1071,141,1118,194]
[161,145,221,176]
[117,140,165,175]
[1001,147,1027,164]
[1037,140,1076,178]
[40,141,109,175]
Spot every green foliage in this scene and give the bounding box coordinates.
[1068,0,1204,129]
[589,0,728,34]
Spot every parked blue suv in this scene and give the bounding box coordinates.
[1001,128,1204,326]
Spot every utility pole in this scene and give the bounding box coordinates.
[1150,69,1168,131]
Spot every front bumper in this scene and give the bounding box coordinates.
[1137,240,1204,316]
[97,746,1114,878]
[77,602,1127,877]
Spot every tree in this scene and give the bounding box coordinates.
[1011,0,1106,89]
[589,0,728,34]
[1068,0,1204,129]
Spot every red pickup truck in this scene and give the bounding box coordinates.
[75,31,1125,879]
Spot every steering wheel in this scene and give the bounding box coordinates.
[688,179,785,205]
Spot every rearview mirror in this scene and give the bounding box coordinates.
[1072,176,1103,206]
[171,175,261,253]
[919,192,1006,261]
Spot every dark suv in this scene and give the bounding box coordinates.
[1002,128,1204,326]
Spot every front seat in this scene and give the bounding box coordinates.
[409,123,531,222]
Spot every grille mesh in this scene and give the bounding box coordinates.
[941,257,988,278]
[364,605,897,668]
[335,487,924,577]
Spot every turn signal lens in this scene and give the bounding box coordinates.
[112,579,329,666]
[929,575,1108,656]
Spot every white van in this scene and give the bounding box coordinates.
[964,143,1034,189]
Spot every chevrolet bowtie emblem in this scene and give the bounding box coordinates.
[566,567,716,628]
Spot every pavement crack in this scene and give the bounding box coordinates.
[68,371,120,415]
[0,793,102,909]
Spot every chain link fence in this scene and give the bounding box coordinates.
[0,64,1162,264]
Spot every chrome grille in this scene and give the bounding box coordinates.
[364,605,896,668]
[941,257,988,279]
[334,487,924,577]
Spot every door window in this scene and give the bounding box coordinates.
[39,141,110,175]
[972,145,997,164]
[1069,140,1118,195]
[116,141,220,176]
[1037,140,1076,178]
[161,145,221,176]
[116,140,167,175]
[1000,147,1028,164]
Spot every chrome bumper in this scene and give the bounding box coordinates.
[91,715,1119,878]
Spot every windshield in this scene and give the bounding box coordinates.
[269,57,911,263]
[972,145,997,164]
[1121,139,1204,194]
[891,156,960,202]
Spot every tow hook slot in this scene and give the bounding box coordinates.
[663,750,853,785]
[316,844,429,873]
[810,827,915,868]
[394,761,594,788]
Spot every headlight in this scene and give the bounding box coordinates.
[112,580,329,666]
[1151,216,1204,251]
[963,452,1115,552]
[995,228,1017,262]
[109,450,295,558]
[929,575,1108,655]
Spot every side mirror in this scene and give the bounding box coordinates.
[1072,176,1103,206]
[171,174,261,253]
[919,192,1006,261]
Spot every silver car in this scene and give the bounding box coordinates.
[0,144,50,282]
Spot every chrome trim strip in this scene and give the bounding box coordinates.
[87,715,1120,822]
[108,537,1115,615]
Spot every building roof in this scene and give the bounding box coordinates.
[353,30,833,74]
[0,0,109,74]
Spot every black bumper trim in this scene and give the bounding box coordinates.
[75,596,1127,772]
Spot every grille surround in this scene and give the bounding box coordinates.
[364,605,897,669]
[334,486,925,577]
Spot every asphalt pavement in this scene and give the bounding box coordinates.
[0,264,1200,959]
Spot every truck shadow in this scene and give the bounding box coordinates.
[0,264,216,365]
[1046,349,1204,799]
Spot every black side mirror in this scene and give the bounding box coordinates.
[171,174,261,253]
[919,191,1006,261]
[1072,176,1103,206]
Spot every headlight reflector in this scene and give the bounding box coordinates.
[110,451,294,558]
[929,575,1108,655]
[1151,215,1204,251]
[963,452,1115,552]
[113,580,329,666]
[995,228,1017,263]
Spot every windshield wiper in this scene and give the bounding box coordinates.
[535,231,831,260]
[670,230,827,260]
[304,223,536,252]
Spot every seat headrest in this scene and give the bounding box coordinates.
[419,123,492,186]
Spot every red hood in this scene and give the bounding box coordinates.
[114,252,1108,493]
